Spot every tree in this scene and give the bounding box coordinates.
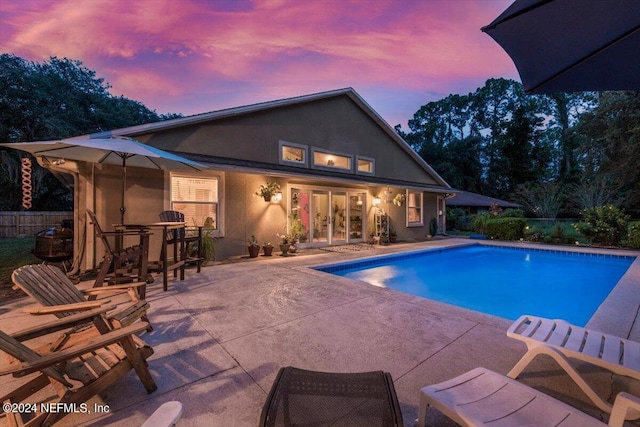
[0,54,182,210]
[575,91,640,217]
[543,92,597,185]
[568,175,619,211]
[402,78,606,213]
[514,182,564,219]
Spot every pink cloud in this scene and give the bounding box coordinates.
[0,0,517,126]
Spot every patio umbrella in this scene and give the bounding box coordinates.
[482,0,640,94]
[0,136,206,224]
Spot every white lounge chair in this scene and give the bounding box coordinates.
[506,315,640,413]
[142,401,183,427]
[415,367,640,427]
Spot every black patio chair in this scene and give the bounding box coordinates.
[260,366,403,427]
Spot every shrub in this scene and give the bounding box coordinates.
[625,221,640,249]
[551,222,565,240]
[446,208,472,231]
[500,208,525,218]
[524,225,543,242]
[486,217,527,240]
[429,218,438,236]
[488,202,503,216]
[573,205,629,247]
[471,212,492,234]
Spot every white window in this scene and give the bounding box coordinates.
[312,148,352,171]
[170,175,219,229]
[279,140,308,167]
[356,156,374,175]
[406,190,423,226]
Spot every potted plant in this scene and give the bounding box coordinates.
[262,242,273,256]
[393,193,406,207]
[200,217,217,263]
[277,232,293,255]
[291,217,306,244]
[379,231,390,246]
[255,181,281,202]
[389,226,397,243]
[247,235,260,258]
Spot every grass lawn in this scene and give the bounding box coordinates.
[0,237,39,302]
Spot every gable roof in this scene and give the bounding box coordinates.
[447,191,521,208]
[89,88,451,189]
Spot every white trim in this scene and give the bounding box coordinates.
[169,171,225,237]
[278,140,308,167]
[406,189,424,227]
[310,147,353,172]
[288,183,367,245]
[355,155,375,175]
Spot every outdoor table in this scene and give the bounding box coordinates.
[259,366,403,427]
[117,222,201,292]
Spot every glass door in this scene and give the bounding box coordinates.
[312,192,329,243]
[292,189,366,246]
[291,189,310,244]
[331,193,347,244]
[348,193,365,240]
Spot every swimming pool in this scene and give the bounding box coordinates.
[316,244,635,326]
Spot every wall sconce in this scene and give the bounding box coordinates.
[357,197,363,206]
[272,191,283,203]
[372,196,381,206]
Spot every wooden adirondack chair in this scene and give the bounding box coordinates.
[0,308,156,427]
[86,209,151,292]
[12,264,152,349]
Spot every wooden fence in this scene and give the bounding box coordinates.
[0,211,73,238]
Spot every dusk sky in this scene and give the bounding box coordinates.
[0,0,519,129]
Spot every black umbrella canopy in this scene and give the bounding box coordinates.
[482,0,640,94]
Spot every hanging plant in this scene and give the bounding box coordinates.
[393,193,406,206]
[255,181,281,202]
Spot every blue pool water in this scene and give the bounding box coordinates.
[316,245,635,326]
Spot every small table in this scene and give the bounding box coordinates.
[259,366,403,427]
[118,222,202,292]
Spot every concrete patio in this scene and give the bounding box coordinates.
[1,239,639,426]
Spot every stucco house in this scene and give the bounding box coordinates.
[44,88,454,272]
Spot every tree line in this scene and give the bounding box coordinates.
[0,54,181,210]
[397,78,640,218]
[1,55,638,218]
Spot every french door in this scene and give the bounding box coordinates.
[291,187,365,245]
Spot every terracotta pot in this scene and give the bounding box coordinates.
[248,245,260,258]
[262,245,273,256]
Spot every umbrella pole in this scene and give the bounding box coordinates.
[120,157,126,225]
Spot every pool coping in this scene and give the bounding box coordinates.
[312,239,640,339]
[1,238,637,425]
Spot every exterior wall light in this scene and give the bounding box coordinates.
[272,191,283,202]
[372,196,381,206]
